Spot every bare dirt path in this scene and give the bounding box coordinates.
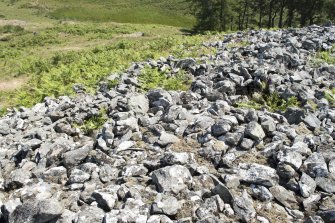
[0,76,28,92]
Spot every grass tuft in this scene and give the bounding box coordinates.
[138,66,193,92]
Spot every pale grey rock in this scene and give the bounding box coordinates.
[161,152,195,166]
[196,195,224,219]
[299,173,316,198]
[151,194,181,216]
[315,176,335,193]
[238,163,279,187]
[304,114,321,130]
[303,194,321,212]
[277,150,303,170]
[239,138,254,150]
[157,132,180,146]
[63,143,93,168]
[128,94,149,115]
[233,190,256,223]
[68,169,90,184]
[75,206,105,223]
[152,165,192,193]
[147,215,173,223]
[99,164,119,183]
[91,191,117,212]
[122,165,148,177]
[303,152,328,178]
[269,185,298,209]
[245,121,266,141]
[250,184,273,202]
[5,169,31,190]
[42,166,67,185]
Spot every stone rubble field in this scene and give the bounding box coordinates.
[1,25,335,223]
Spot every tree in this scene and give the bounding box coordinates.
[188,0,335,32]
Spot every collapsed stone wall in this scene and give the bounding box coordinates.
[0,25,335,223]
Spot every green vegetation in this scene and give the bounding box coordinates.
[0,21,218,109]
[226,40,250,49]
[325,88,335,107]
[189,0,335,32]
[138,66,193,92]
[310,45,335,67]
[0,24,24,33]
[1,0,194,28]
[237,81,300,112]
[237,93,300,112]
[0,0,219,115]
[74,107,108,135]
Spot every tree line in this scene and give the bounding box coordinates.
[188,0,335,32]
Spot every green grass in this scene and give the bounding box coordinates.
[2,33,218,109]
[138,66,193,92]
[73,107,108,135]
[50,6,194,28]
[310,45,335,66]
[236,82,300,112]
[0,0,220,116]
[325,88,335,107]
[1,0,194,28]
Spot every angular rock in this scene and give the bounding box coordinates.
[152,165,192,193]
[151,194,181,216]
[245,121,266,141]
[233,190,256,222]
[238,163,279,187]
[303,152,328,178]
[299,173,316,198]
[269,185,298,209]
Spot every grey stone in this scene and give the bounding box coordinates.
[75,206,105,223]
[269,185,298,209]
[5,169,31,190]
[304,114,321,130]
[196,195,224,219]
[92,191,117,212]
[42,166,67,185]
[211,120,231,137]
[9,199,63,223]
[238,163,279,187]
[157,132,180,146]
[68,169,90,184]
[0,121,10,135]
[151,194,181,216]
[315,176,335,193]
[147,215,173,223]
[152,165,192,193]
[239,138,254,150]
[277,150,303,170]
[128,94,149,115]
[161,152,195,166]
[299,173,316,198]
[303,152,329,178]
[63,143,93,168]
[245,121,266,141]
[122,165,148,177]
[233,190,256,223]
[303,194,321,212]
[250,184,273,202]
[99,164,119,183]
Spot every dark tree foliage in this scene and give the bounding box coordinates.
[189,0,335,32]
